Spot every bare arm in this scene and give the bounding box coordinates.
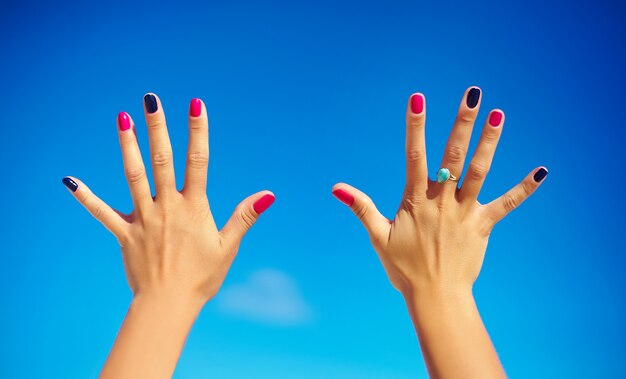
[404,288,504,379]
[100,293,203,378]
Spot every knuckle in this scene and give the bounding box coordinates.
[408,116,425,129]
[187,151,209,168]
[189,120,208,130]
[456,112,475,124]
[76,189,90,204]
[402,195,423,211]
[152,150,173,167]
[435,198,447,213]
[482,129,500,143]
[445,144,466,164]
[120,130,136,142]
[147,119,166,130]
[125,166,146,184]
[237,207,256,230]
[522,180,536,196]
[467,161,490,180]
[502,193,519,213]
[354,199,373,222]
[92,205,106,221]
[406,148,426,164]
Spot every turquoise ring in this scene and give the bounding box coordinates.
[436,168,459,183]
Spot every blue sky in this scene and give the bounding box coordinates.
[1,0,625,377]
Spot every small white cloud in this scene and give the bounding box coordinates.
[217,269,313,326]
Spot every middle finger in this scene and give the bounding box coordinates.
[143,93,176,199]
[438,86,482,195]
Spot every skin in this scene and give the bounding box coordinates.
[333,87,547,379]
[64,94,273,379]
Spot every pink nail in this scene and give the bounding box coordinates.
[332,189,354,207]
[118,112,131,131]
[489,110,503,127]
[190,98,202,117]
[253,193,275,214]
[410,93,424,114]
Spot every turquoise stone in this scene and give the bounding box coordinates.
[437,168,450,183]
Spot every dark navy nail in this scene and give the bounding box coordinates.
[533,168,548,182]
[144,94,158,114]
[466,88,481,109]
[62,177,78,192]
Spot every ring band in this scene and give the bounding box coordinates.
[436,168,459,183]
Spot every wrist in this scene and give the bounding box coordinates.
[401,282,474,312]
[131,289,206,318]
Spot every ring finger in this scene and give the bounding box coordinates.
[459,109,505,202]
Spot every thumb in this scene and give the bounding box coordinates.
[332,183,391,247]
[220,190,275,249]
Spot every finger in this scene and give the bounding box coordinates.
[405,93,428,198]
[458,109,504,202]
[332,183,391,248]
[438,86,482,194]
[143,93,176,198]
[220,191,275,250]
[61,176,129,241]
[485,167,548,224]
[182,98,209,198]
[117,112,152,210]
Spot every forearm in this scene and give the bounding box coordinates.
[403,287,506,379]
[100,292,204,379]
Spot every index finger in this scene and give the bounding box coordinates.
[405,93,428,198]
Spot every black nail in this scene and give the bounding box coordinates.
[466,88,481,109]
[533,168,548,183]
[144,94,158,114]
[62,177,78,192]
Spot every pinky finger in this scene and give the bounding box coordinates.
[62,176,129,242]
[485,167,548,224]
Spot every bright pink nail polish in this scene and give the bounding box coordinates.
[253,193,275,214]
[410,93,424,114]
[332,189,354,207]
[118,112,131,131]
[190,98,202,117]
[489,110,503,127]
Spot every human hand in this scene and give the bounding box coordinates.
[62,94,275,304]
[332,87,547,297]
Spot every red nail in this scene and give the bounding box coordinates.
[117,112,131,131]
[332,189,354,207]
[253,193,275,214]
[489,110,503,127]
[410,93,424,114]
[190,98,202,117]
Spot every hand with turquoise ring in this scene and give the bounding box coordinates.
[332,87,548,378]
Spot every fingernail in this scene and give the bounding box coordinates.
[253,193,275,214]
[62,177,78,192]
[533,168,548,182]
[144,94,158,114]
[332,189,354,207]
[489,110,503,127]
[410,93,424,114]
[466,87,481,109]
[190,98,202,117]
[117,112,131,131]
